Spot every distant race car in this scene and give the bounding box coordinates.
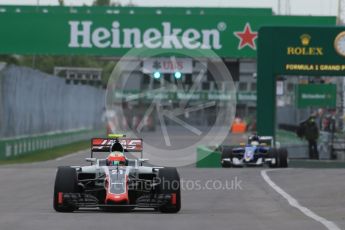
[53,134,181,213]
[220,135,288,168]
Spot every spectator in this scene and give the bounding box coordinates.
[304,115,320,159]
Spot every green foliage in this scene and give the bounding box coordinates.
[0,55,20,65]
[93,0,111,6]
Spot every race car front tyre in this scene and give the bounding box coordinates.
[53,166,79,212]
[269,148,288,168]
[278,148,288,168]
[268,148,278,168]
[158,167,181,213]
[221,147,233,168]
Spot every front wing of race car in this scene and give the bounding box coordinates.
[222,155,277,167]
[56,192,174,210]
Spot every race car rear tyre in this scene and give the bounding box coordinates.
[158,167,181,213]
[53,166,79,212]
[278,148,288,168]
[221,147,233,168]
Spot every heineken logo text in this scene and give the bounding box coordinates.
[68,21,222,50]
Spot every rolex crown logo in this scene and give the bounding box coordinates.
[300,34,311,46]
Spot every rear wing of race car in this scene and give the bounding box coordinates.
[258,136,273,147]
[91,137,143,158]
[248,135,274,147]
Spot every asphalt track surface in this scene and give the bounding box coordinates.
[0,129,344,230]
[0,151,344,230]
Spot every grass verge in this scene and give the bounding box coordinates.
[276,129,305,146]
[0,140,89,165]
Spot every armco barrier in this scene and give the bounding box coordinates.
[0,129,105,159]
[196,146,221,168]
[289,159,345,168]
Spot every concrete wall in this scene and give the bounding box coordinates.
[0,65,105,138]
[277,105,310,126]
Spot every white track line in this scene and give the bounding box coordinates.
[261,169,341,230]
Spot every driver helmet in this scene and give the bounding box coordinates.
[107,152,126,166]
[251,141,259,146]
[250,135,260,144]
[111,142,124,153]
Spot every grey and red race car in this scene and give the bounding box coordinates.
[53,134,181,213]
[220,135,288,168]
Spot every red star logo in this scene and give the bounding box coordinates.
[234,23,258,50]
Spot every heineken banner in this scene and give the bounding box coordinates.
[295,84,336,108]
[0,11,335,57]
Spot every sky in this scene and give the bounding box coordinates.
[0,0,340,16]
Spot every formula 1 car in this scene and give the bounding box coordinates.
[53,134,181,213]
[220,135,288,168]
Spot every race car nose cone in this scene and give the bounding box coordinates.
[105,193,129,204]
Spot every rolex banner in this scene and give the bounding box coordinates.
[0,12,335,57]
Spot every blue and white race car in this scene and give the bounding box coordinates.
[220,135,288,168]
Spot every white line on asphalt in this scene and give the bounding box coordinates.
[261,169,341,230]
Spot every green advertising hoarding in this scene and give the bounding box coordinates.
[295,84,336,108]
[113,90,234,101]
[0,12,335,57]
[237,92,257,101]
[112,90,258,102]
